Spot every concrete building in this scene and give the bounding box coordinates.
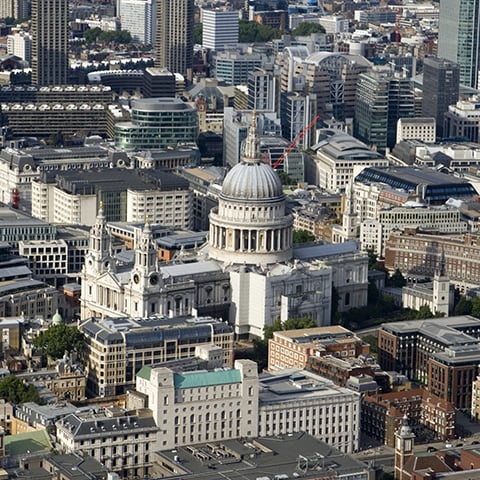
[151,432,371,480]
[79,315,234,397]
[134,359,361,453]
[154,0,193,80]
[306,129,388,193]
[6,31,31,63]
[119,0,155,45]
[0,0,29,19]
[360,205,468,256]
[247,65,278,112]
[31,0,68,86]
[268,325,369,372]
[114,98,198,150]
[378,315,480,409]
[215,51,264,86]
[202,9,239,51]
[444,96,480,142]
[396,117,436,143]
[56,407,158,478]
[32,168,193,228]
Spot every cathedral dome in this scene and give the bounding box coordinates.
[222,160,283,200]
[221,111,283,201]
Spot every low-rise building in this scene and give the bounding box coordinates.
[268,325,369,372]
[56,407,158,478]
[362,388,455,447]
[396,117,436,143]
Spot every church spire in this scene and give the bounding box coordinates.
[243,110,261,163]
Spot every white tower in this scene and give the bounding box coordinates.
[84,203,113,276]
[394,415,415,480]
[433,249,450,316]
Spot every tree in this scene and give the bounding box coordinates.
[454,296,472,316]
[389,268,407,287]
[361,334,378,355]
[292,22,325,36]
[0,375,40,404]
[278,171,294,185]
[194,24,203,44]
[293,229,315,244]
[416,304,434,320]
[366,248,378,270]
[33,325,85,360]
[239,20,282,43]
[472,297,480,319]
[368,279,380,303]
[263,316,316,340]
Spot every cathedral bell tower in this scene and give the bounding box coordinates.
[130,219,159,291]
[84,202,113,276]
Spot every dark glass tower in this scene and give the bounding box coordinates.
[31,0,68,86]
[422,57,460,138]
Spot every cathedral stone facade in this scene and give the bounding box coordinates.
[81,114,368,337]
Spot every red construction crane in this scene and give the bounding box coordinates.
[272,114,321,170]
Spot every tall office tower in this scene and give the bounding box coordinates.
[247,66,278,112]
[155,0,194,81]
[422,57,460,138]
[31,0,68,86]
[202,9,239,51]
[354,70,414,152]
[438,0,480,88]
[119,0,155,45]
[0,0,29,20]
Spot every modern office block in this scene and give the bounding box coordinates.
[154,0,194,81]
[422,57,460,138]
[31,0,68,86]
[202,9,239,51]
[119,0,155,45]
[438,0,480,88]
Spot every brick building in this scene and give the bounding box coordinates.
[378,316,480,409]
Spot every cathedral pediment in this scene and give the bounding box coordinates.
[96,271,123,290]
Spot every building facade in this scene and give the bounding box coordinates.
[31,0,68,86]
[202,9,239,51]
[154,0,194,80]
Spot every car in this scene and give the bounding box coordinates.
[472,441,479,445]
[427,446,437,452]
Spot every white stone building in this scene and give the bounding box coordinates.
[396,117,436,143]
[307,129,389,193]
[81,114,368,337]
[360,205,468,256]
[134,359,360,454]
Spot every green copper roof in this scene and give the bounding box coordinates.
[137,365,152,381]
[5,429,52,456]
[174,370,241,389]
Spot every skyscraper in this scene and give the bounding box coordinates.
[31,0,68,86]
[119,0,156,45]
[202,9,239,51]
[422,57,460,138]
[438,0,480,88]
[155,0,194,81]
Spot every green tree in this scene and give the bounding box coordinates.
[454,296,472,316]
[33,325,85,360]
[416,304,434,320]
[292,229,315,244]
[194,24,203,44]
[472,297,480,318]
[84,27,102,44]
[389,268,407,287]
[278,171,293,185]
[0,375,40,404]
[366,248,378,270]
[292,22,325,36]
[361,334,378,355]
[368,278,380,303]
[263,316,316,340]
[239,20,282,42]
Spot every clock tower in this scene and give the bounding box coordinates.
[394,415,415,480]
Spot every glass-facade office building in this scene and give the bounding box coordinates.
[114,98,198,149]
[438,0,480,88]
